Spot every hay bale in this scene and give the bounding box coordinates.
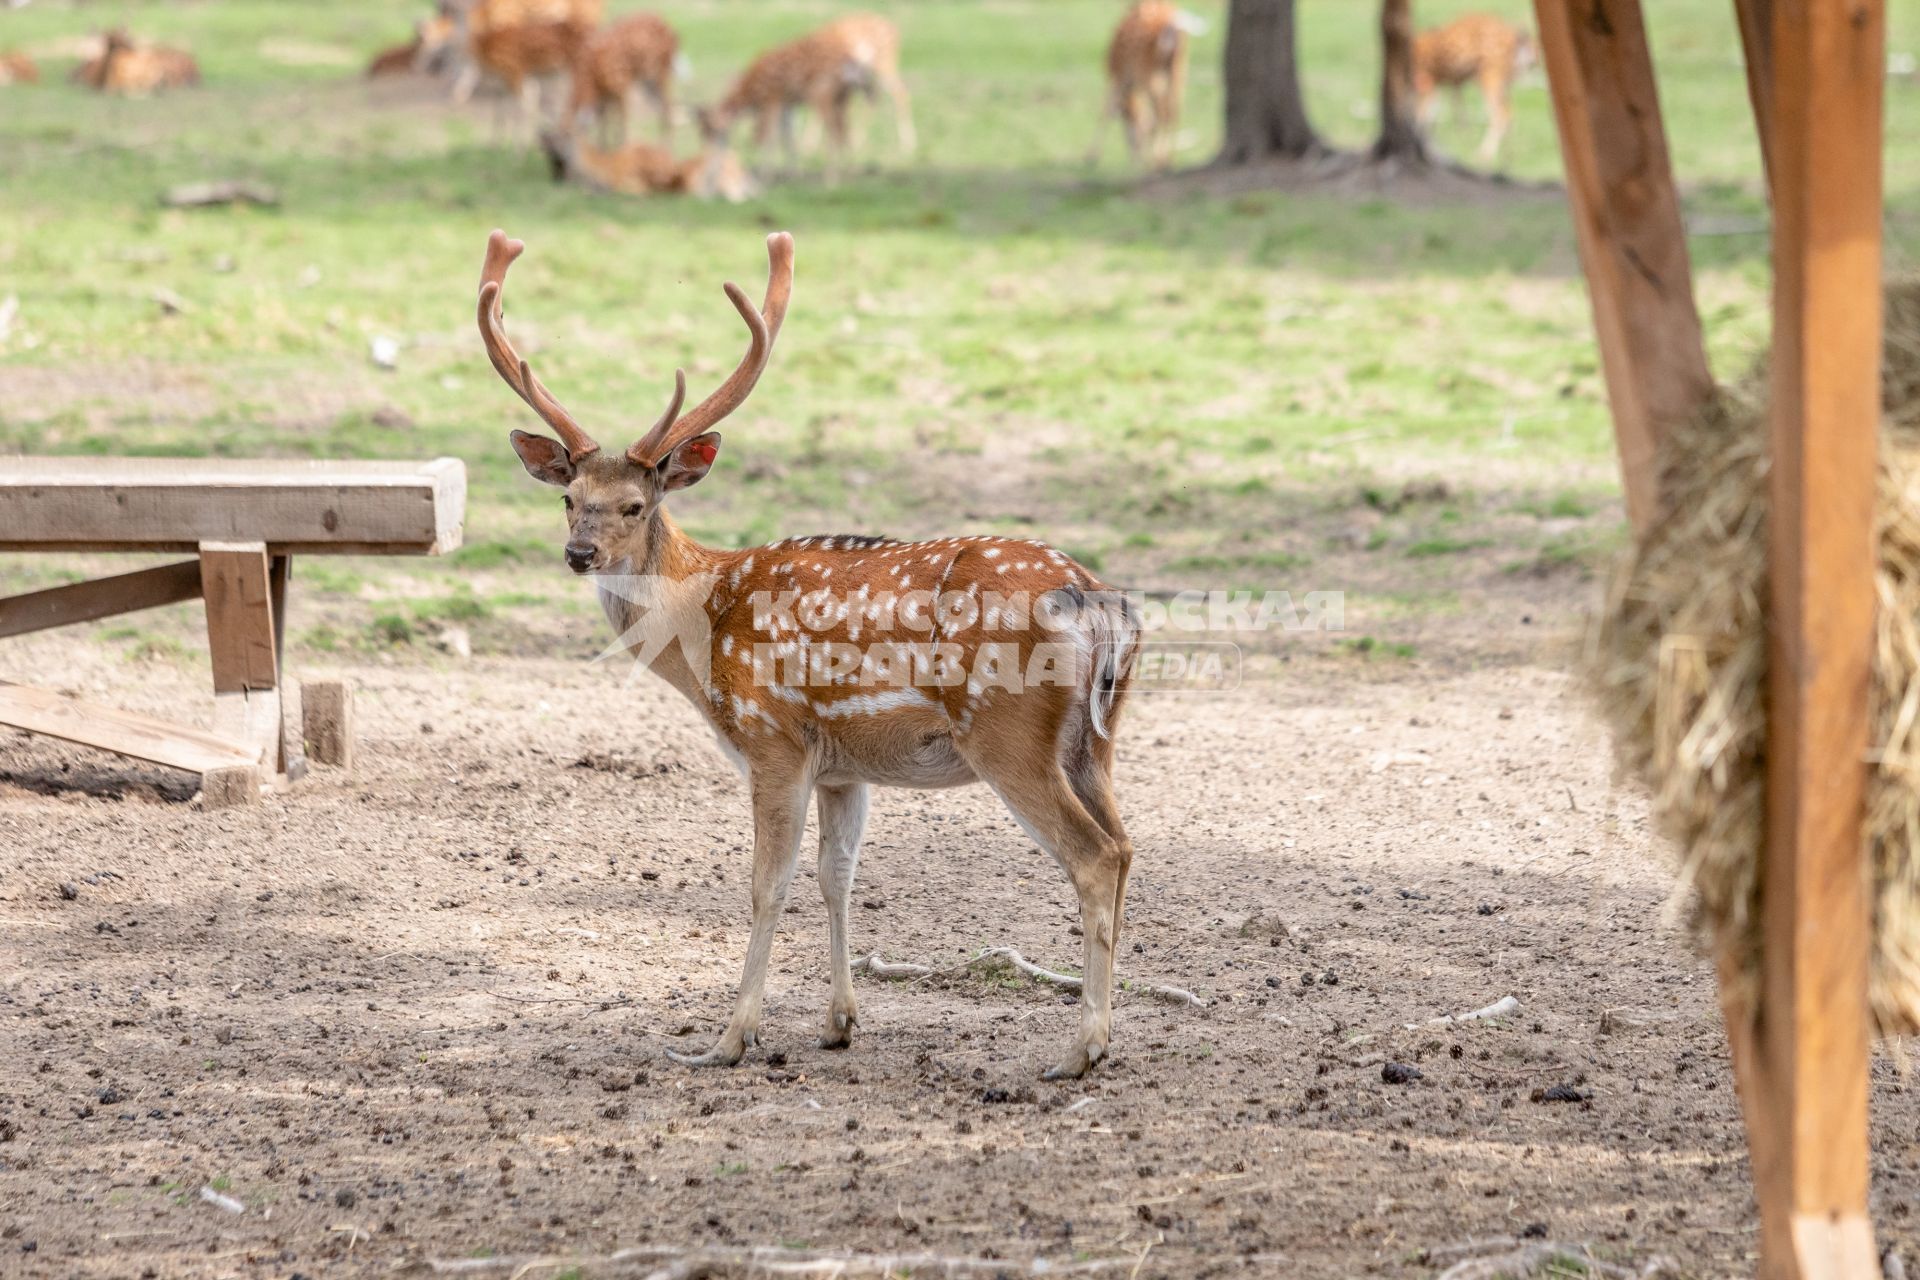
[1590,279,1920,1037]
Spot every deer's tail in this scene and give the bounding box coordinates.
[1081,589,1141,741]
[1170,9,1209,36]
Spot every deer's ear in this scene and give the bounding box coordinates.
[660,431,721,491]
[511,430,575,487]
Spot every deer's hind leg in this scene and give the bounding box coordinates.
[816,782,869,1049]
[668,768,809,1068]
[1475,64,1512,165]
[960,710,1128,1080]
[1067,724,1133,956]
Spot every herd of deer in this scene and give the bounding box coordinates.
[1,5,1537,190]
[361,0,916,199]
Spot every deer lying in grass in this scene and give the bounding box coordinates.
[540,109,754,201]
[1091,1,1204,169]
[0,51,39,86]
[708,13,914,175]
[77,29,200,96]
[479,230,1140,1079]
[566,12,684,145]
[1413,12,1536,166]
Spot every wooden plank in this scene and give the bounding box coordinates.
[1531,0,1715,532]
[200,542,279,694]
[1755,1,1885,1276]
[1734,0,1775,194]
[0,682,256,774]
[0,560,201,639]
[0,456,465,554]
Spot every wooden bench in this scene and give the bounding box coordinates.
[0,457,466,807]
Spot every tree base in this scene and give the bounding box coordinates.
[1150,147,1558,203]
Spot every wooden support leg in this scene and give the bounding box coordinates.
[1531,0,1715,533]
[199,541,281,787]
[269,554,307,782]
[1749,2,1886,1276]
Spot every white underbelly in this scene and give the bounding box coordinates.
[818,731,978,789]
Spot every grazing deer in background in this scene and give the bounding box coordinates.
[708,13,914,175]
[78,28,200,96]
[1091,1,1205,169]
[567,12,684,145]
[0,50,39,85]
[424,0,600,136]
[459,17,595,139]
[1412,12,1535,166]
[479,230,1140,1079]
[540,109,754,201]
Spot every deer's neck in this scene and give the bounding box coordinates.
[598,510,732,711]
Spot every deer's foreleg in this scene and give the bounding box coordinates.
[668,770,809,1067]
[815,782,869,1048]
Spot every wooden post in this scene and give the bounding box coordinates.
[1748,1,1885,1276]
[1531,0,1715,532]
[302,680,354,770]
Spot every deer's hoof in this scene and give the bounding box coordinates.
[666,1032,750,1068]
[1041,1041,1105,1081]
[818,1007,857,1051]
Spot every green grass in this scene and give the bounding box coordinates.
[2,0,1918,661]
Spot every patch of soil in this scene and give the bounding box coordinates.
[1142,151,1564,207]
[0,639,1915,1278]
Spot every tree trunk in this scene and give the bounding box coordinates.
[1372,0,1430,161]
[1216,0,1323,164]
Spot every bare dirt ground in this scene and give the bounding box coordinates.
[3,616,1919,1280]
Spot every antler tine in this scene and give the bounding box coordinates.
[477,229,599,461]
[631,232,795,467]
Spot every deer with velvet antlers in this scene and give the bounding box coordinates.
[479,229,1141,1079]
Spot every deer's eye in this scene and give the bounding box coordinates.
[624,503,644,518]
[562,495,574,511]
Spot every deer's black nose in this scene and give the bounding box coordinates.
[565,546,594,573]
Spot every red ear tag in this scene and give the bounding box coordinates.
[690,442,718,466]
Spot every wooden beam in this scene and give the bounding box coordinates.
[0,456,466,555]
[0,682,257,775]
[0,560,201,640]
[1753,0,1885,1276]
[1531,0,1715,532]
[1734,0,1775,194]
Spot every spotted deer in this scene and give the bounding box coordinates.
[0,51,39,86]
[480,230,1140,1079]
[1090,1,1205,168]
[540,109,754,201]
[1412,12,1535,166]
[429,0,601,133]
[566,12,684,145]
[708,13,914,175]
[78,29,200,96]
